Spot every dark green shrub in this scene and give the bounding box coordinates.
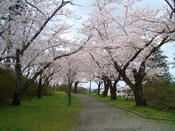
[0,68,16,103]
[143,78,175,113]
[0,68,53,104]
[55,84,68,92]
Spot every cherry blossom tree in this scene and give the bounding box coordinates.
[55,53,85,105]
[0,0,87,105]
[89,51,120,100]
[83,0,175,106]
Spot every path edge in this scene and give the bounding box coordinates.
[97,98,175,122]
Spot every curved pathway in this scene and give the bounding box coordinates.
[72,95,175,131]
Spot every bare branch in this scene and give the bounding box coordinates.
[53,35,92,61]
[0,56,15,62]
[24,0,45,16]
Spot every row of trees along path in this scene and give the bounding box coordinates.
[0,0,175,107]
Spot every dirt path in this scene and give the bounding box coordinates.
[72,95,175,131]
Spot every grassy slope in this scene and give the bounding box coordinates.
[94,95,175,125]
[0,92,82,131]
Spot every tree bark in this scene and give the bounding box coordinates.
[111,76,120,100]
[110,85,116,100]
[5,15,12,69]
[108,79,116,100]
[102,79,109,97]
[12,89,22,105]
[12,49,22,105]
[97,82,102,95]
[37,74,43,98]
[134,62,147,106]
[73,81,79,93]
[134,85,146,106]
[113,58,147,106]
[121,72,147,106]
[68,82,72,105]
[133,68,147,106]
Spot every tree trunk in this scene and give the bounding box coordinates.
[12,87,22,105]
[97,85,100,95]
[133,68,147,106]
[43,78,51,95]
[37,87,42,99]
[102,80,108,97]
[107,79,116,100]
[97,82,102,95]
[134,85,146,106]
[5,16,12,69]
[120,74,147,106]
[37,74,43,98]
[110,86,116,100]
[74,81,79,93]
[110,80,118,100]
[68,82,72,105]
[12,53,51,105]
[116,62,146,106]
[12,49,22,105]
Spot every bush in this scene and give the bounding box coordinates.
[0,68,53,104]
[55,84,68,92]
[143,78,175,113]
[0,68,16,103]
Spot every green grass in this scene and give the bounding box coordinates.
[0,91,82,131]
[94,95,175,125]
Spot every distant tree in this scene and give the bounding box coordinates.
[146,49,172,81]
[95,81,103,95]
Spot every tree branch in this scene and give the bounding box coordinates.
[20,1,71,55]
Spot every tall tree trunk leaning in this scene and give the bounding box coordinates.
[74,81,79,93]
[120,74,147,106]
[119,63,147,106]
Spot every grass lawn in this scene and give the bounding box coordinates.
[0,92,82,131]
[94,95,175,125]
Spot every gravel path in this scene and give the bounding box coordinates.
[72,95,175,131]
